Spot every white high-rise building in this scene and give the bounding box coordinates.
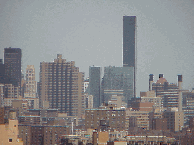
[24,65,36,98]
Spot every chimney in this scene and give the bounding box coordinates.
[93,130,97,145]
[178,75,182,112]
[57,54,62,63]
[159,74,163,78]
[178,75,182,90]
[149,74,154,91]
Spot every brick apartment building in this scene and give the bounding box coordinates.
[85,107,126,131]
[18,124,69,145]
[39,54,84,118]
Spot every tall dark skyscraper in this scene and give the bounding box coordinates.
[0,59,5,84]
[89,66,101,108]
[123,16,136,98]
[4,47,21,88]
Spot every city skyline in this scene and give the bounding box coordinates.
[0,0,194,96]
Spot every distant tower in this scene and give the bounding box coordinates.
[24,65,36,98]
[159,74,163,78]
[178,74,182,112]
[178,75,182,90]
[123,16,136,98]
[4,47,21,88]
[89,66,101,108]
[149,74,154,91]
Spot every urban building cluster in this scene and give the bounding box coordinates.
[0,16,194,145]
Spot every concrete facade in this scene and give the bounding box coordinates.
[98,132,109,144]
[0,119,23,145]
[103,66,134,107]
[126,109,150,130]
[24,65,36,98]
[163,109,184,132]
[18,124,69,145]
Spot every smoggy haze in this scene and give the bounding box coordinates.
[0,0,194,96]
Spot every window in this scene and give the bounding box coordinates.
[9,139,12,142]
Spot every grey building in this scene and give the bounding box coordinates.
[103,66,134,107]
[182,90,194,126]
[89,66,101,108]
[123,16,136,98]
[0,59,5,84]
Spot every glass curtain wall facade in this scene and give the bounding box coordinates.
[89,66,101,108]
[123,16,136,98]
[103,66,134,107]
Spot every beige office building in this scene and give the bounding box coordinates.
[140,90,162,109]
[24,65,36,98]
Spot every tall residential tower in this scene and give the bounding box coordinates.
[123,16,136,98]
[39,54,84,117]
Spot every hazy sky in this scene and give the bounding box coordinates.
[0,0,194,96]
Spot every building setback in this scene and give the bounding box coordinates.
[123,16,136,98]
[39,54,84,117]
